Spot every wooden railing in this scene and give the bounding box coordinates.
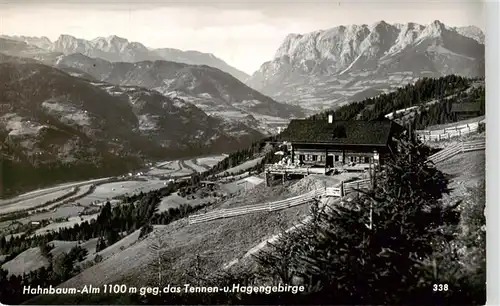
[416,120,484,142]
[428,138,485,164]
[188,189,326,224]
[188,138,484,225]
[342,179,371,194]
[264,164,325,175]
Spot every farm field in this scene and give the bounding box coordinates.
[184,159,207,173]
[22,206,86,224]
[1,247,50,276]
[148,160,192,177]
[157,193,218,212]
[40,184,95,210]
[0,177,112,206]
[0,188,75,215]
[155,160,181,170]
[15,183,115,225]
[195,155,226,168]
[15,184,97,222]
[217,157,264,176]
[49,239,99,259]
[75,180,166,206]
[34,214,99,236]
[148,155,225,178]
[147,168,186,177]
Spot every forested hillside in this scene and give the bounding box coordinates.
[309,75,484,129]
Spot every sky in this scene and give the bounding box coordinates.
[0,0,486,75]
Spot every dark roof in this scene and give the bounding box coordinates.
[279,119,401,146]
[451,102,481,113]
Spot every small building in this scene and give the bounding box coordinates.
[200,180,216,187]
[278,115,404,168]
[451,102,481,121]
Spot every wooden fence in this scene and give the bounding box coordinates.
[264,164,326,175]
[416,120,483,142]
[428,138,485,164]
[343,179,371,194]
[188,189,326,224]
[188,179,367,225]
[188,138,484,225]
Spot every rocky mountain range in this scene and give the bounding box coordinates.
[246,20,485,111]
[0,20,485,194]
[0,34,249,82]
[0,37,304,133]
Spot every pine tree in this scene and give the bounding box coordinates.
[253,133,461,304]
[96,237,106,253]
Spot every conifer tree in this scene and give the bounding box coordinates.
[254,132,461,304]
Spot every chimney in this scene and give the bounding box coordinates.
[328,114,333,124]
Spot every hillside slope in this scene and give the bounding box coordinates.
[0,60,262,197]
[0,38,305,133]
[304,75,484,131]
[50,53,305,131]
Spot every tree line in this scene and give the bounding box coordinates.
[26,133,485,305]
[309,75,483,124]
[0,177,219,304]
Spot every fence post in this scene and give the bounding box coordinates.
[341,181,344,197]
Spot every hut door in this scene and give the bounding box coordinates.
[326,155,334,167]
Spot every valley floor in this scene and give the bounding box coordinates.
[0,141,485,305]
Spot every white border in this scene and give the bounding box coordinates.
[486,1,499,305]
